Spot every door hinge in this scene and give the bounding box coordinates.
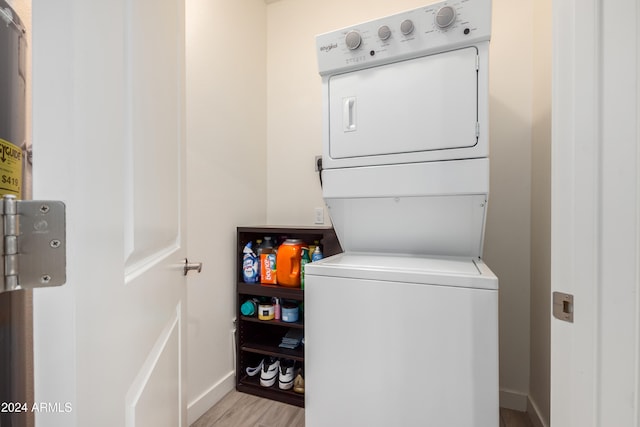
[1,195,66,293]
[553,291,574,323]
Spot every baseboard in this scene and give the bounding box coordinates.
[187,371,235,426]
[499,389,528,411]
[527,395,549,427]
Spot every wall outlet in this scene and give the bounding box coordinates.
[314,207,324,224]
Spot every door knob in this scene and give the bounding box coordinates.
[183,258,203,276]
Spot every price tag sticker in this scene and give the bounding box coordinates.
[0,138,22,198]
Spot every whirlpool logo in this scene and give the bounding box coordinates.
[319,43,337,53]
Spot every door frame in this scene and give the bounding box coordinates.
[551,0,640,425]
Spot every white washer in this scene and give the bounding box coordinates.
[306,1,498,426]
[305,254,498,427]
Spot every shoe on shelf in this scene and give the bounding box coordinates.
[260,357,280,387]
[293,368,304,394]
[279,360,295,390]
[245,359,263,377]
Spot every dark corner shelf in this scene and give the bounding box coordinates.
[235,226,342,408]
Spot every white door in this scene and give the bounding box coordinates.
[31,0,188,426]
[551,0,640,425]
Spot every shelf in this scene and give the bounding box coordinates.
[237,375,304,408]
[238,282,304,300]
[241,341,304,362]
[237,225,335,235]
[241,316,304,329]
[236,226,341,409]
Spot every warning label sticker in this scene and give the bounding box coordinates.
[0,138,22,198]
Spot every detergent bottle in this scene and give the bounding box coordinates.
[276,239,304,287]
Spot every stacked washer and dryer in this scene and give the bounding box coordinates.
[305,0,498,426]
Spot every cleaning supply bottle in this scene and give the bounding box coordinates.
[312,245,324,262]
[260,236,274,253]
[242,242,259,283]
[274,297,281,320]
[240,298,258,317]
[300,247,311,289]
[255,239,263,277]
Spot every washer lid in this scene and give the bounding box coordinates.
[305,252,497,290]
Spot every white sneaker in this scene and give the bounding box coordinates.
[260,357,280,387]
[245,359,263,377]
[279,360,295,390]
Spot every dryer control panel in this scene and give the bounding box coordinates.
[316,0,491,76]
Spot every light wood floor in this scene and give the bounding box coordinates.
[190,390,534,427]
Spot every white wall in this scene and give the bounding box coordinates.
[529,0,551,424]
[265,0,429,226]
[185,0,267,423]
[482,0,532,410]
[266,0,541,411]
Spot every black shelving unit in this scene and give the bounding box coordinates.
[235,226,341,407]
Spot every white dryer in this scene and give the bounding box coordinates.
[306,1,498,426]
[316,0,492,256]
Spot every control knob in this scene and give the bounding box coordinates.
[345,30,362,50]
[400,19,414,35]
[435,6,456,28]
[378,25,391,41]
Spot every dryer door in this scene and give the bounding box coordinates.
[328,46,479,165]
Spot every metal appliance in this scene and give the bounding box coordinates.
[306,1,498,425]
[0,3,29,427]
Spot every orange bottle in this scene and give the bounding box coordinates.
[276,239,304,287]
